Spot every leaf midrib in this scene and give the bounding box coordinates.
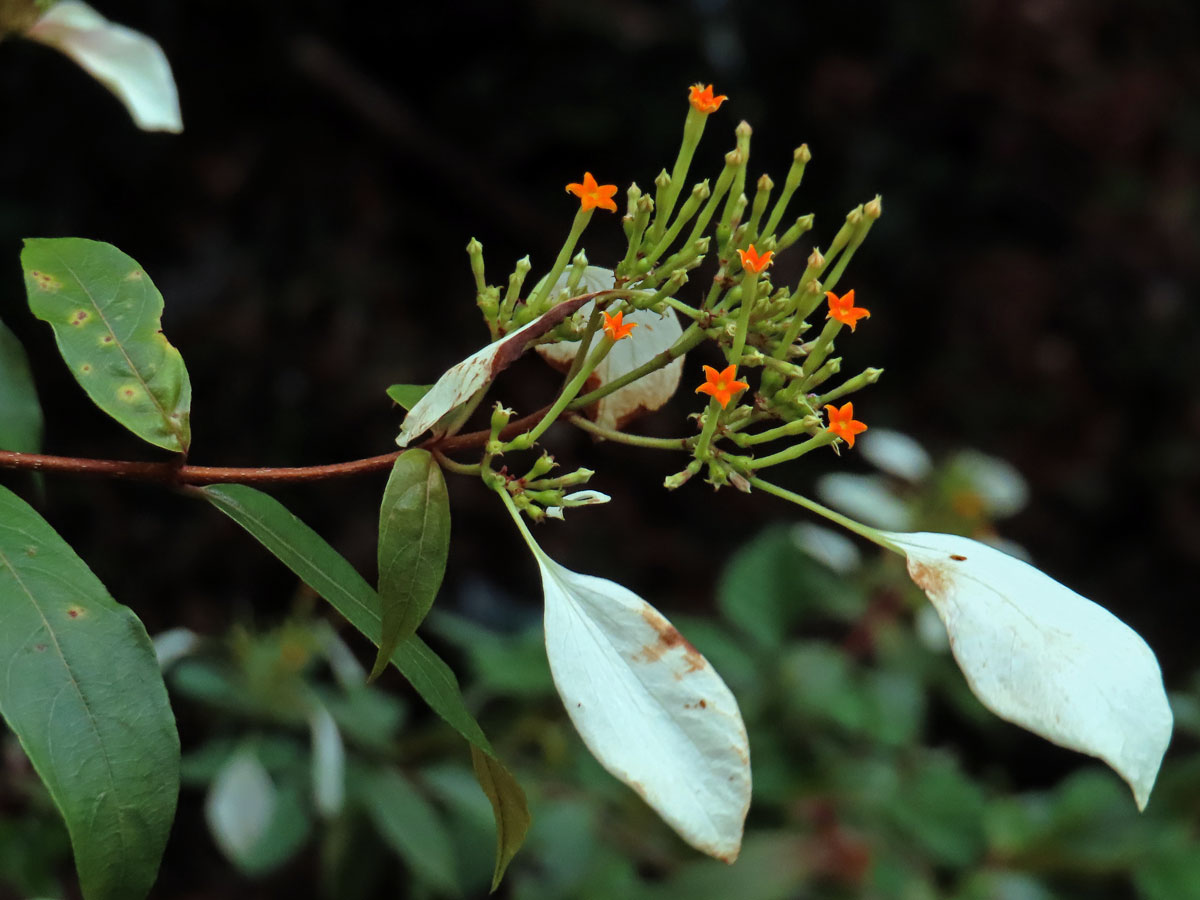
[0,533,128,888]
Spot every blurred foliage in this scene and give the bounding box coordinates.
[5,437,1198,900]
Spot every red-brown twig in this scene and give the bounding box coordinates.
[0,406,551,487]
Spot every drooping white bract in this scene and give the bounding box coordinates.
[880,530,1172,810]
[536,266,685,429]
[511,515,751,861]
[397,295,591,446]
[24,1,182,133]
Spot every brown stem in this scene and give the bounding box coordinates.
[0,406,551,487]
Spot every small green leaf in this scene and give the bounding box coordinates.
[0,486,179,900]
[372,450,451,680]
[386,383,433,411]
[0,317,43,452]
[354,765,461,895]
[471,746,532,891]
[21,238,191,452]
[197,483,530,882]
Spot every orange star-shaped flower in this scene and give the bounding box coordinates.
[825,289,871,331]
[565,172,619,213]
[736,244,773,274]
[824,402,868,448]
[695,364,749,409]
[602,310,637,341]
[688,83,728,114]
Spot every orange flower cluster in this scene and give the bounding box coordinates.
[824,402,867,448]
[695,364,749,409]
[825,290,870,331]
[565,172,618,212]
[602,310,637,341]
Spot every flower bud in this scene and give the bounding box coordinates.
[466,238,486,294]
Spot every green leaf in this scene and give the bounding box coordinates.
[0,486,179,900]
[429,611,554,698]
[196,482,530,881]
[0,317,43,452]
[372,449,451,680]
[386,383,433,411]
[718,526,866,648]
[21,238,191,452]
[353,765,460,896]
[885,753,986,867]
[472,745,532,891]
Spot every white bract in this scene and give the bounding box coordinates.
[881,530,1172,809]
[24,1,182,133]
[397,296,590,446]
[507,502,751,861]
[536,266,685,429]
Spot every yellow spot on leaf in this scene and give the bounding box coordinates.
[29,270,62,292]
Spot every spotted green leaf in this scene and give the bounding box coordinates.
[0,486,180,900]
[22,238,191,452]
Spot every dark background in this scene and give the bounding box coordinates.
[2,0,1198,896]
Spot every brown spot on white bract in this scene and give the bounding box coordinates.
[908,558,950,596]
[950,554,967,561]
[638,606,707,673]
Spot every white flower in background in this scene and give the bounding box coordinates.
[858,428,933,483]
[815,471,914,531]
[790,522,861,573]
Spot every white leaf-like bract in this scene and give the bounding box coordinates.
[507,508,750,861]
[881,530,1172,809]
[396,295,591,446]
[25,1,183,133]
[536,267,685,429]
